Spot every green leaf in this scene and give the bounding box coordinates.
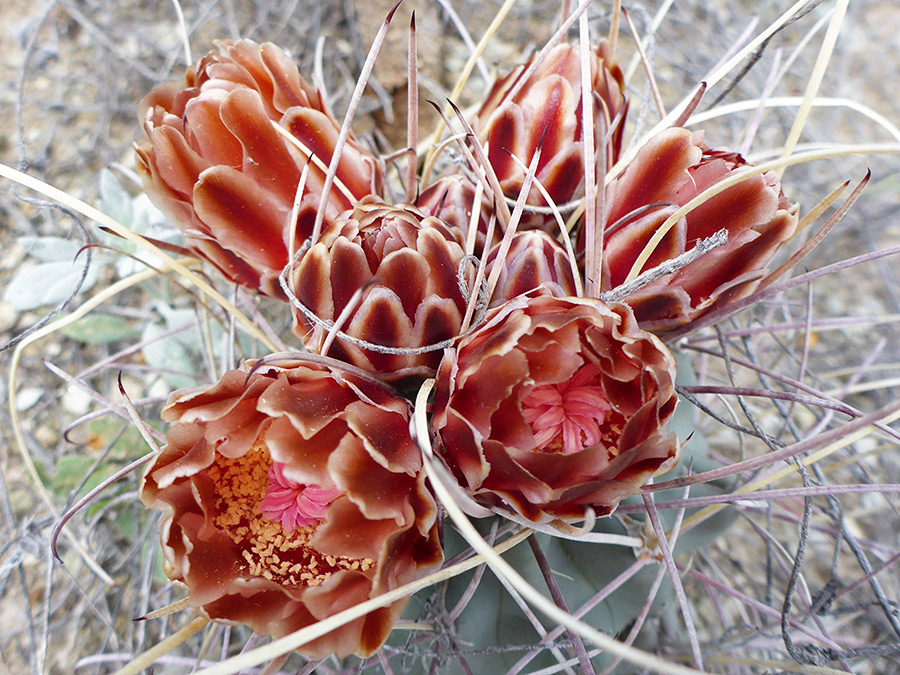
[3,260,99,311]
[45,456,101,498]
[60,314,139,344]
[142,317,198,388]
[98,169,133,226]
[17,235,83,262]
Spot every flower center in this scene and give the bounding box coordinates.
[206,443,371,588]
[261,462,344,533]
[521,364,614,454]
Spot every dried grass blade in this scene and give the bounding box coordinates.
[777,0,851,178]
[113,616,210,675]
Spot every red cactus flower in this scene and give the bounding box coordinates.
[474,40,627,231]
[135,39,382,298]
[140,358,442,658]
[431,293,679,525]
[290,197,468,382]
[600,127,800,333]
[485,230,578,307]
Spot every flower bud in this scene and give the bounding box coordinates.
[475,41,627,231]
[485,230,577,307]
[601,128,800,333]
[136,39,382,298]
[417,174,498,255]
[291,198,468,382]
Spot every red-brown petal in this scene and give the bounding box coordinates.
[192,166,288,270]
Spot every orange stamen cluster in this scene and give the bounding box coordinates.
[206,441,373,588]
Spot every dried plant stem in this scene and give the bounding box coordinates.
[602,229,727,302]
[679,385,855,416]
[703,655,848,674]
[679,565,843,651]
[50,451,153,562]
[459,180,490,334]
[623,0,675,82]
[406,12,418,203]
[487,555,579,675]
[270,124,356,203]
[790,178,850,240]
[508,556,650,675]
[42,359,168,442]
[738,47,782,154]
[169,0,192,65]
[139,598,192,621]
[598,558,669,675]
[667,241,900,342]
[250,351,404,398]
[673,403,900,538]
[528,537,596,675]
[483,144,542,302]
[618,484,900,515]
[287,159,312,262]
[434,0,490,83]
[623,9,665,119]
[777,0,850,178]
[643,493,703,668]
[649,399,900,496]
[7,267,160,585]
[612,0,818,185]
[500,0,593,105]
[578,12,598,297]
[608,0,621,54]
[319,282,371,356]
[691,96,900,143]
[670,82,708,129]
[506,155,584,297]
[444,101,512,227]
[758,172,869,292]
[113,616,210,675]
